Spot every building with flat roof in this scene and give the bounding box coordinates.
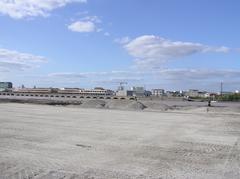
[152,89,165,96]
[131,86,145,97]
[0,82,13,91]
[116,90,134,97]
[186,89,208,98]
[58,88,83,94]
[79,88,114,96]
[14,88,58,93]
[13,87,114,96]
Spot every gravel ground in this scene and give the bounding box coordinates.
[0,103,240,179]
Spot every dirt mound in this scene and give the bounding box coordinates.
[105,100,146,110]
[81,100,106,108]
[127,101,146,110]
[141,101,172,111]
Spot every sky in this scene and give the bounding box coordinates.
[0,0,240,92]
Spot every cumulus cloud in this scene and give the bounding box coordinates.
[0,0,87,19]
[68,15,103,33]
[124,35,230,69]
[0,48,47,71]
[68,21,96,32]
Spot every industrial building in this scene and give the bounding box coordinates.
[186,89,208,98]
[15,88,58,93]
[78,88,114,96]
[13,87,114,96]
[116,86,151,97]
[131,87,146,97]
[152,89,165,96]
[0,82,12,91]
[116,90,134,97]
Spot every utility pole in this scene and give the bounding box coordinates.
[220,82,223,96]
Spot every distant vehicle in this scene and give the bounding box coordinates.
[183,96,193,101]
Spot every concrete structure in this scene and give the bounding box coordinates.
[0,83,139,101]
[165,91,185,97]
[152,89,165,96]
[116,87,146,97]
[186,89,199,97]
[58,88,84,94]
[13,87,114,96]
[186,89,208,98]
[0,82,12,91]
[78,88,114,96]
[116,90,134,97]
[144,90,152,97]
[131,87,145,97]
[15,88,58,93]
[0,91,135,101]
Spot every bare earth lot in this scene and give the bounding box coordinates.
[0,103,240,179]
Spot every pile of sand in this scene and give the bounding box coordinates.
[105,100,146,110]
[79,100,146,110]
[141,101,172,111]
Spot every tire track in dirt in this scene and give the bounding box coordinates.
[223,137,240,178]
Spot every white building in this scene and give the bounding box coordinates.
[152,89,164,96]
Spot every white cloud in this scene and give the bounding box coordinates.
[46,69,240,90]
[21,68,240,91]
[48,70,131,78]
[46,71,145,88]
[150,69,240,91]
[115,36,131,44]
[68,21,96,32]
[81,15,101,23]
[48,72,86,79]
[0,48,47,71]
[124,35,230,69]
[152,69,240,80]
[209,46,230,53]
[68,15,103,33]
[0,0,87,19]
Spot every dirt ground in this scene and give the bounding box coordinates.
[0,103,240,179]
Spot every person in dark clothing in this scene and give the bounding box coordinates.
[208,100,211,107]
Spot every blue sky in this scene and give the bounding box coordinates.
[0,0,240,92]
